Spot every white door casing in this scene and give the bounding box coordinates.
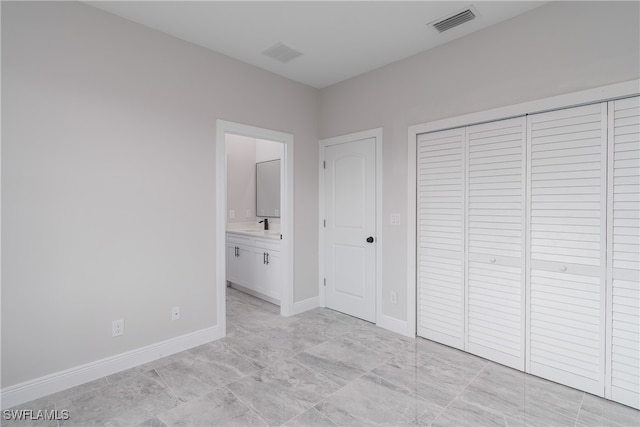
[323,137,377,322]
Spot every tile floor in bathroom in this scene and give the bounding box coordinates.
[4,287,639,426]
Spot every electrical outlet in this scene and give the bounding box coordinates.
[229,209,235,219]
[112,319,124,337]
[246,209,251,218]
[390,291,398,304]
[390,214,401,226]
[172,306,180,320]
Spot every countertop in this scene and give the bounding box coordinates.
[226,224,281,240]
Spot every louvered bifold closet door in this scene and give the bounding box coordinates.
[417,128,465,349]
[466,117,526,370]
[607,96,640,410]
[526,103,607,395]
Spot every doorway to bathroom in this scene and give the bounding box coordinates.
[215,120,294,336]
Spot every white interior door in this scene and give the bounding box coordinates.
[323,137,376,322]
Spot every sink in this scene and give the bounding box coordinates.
[230,229,280,238]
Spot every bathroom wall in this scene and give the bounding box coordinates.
[226,136,283,224]
[226,134,257,223]
[255,139,283,224]
[256,139,283,163]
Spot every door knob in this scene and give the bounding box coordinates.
[366,236,375,243]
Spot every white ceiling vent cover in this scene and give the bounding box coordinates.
[262,42,302,63]
[432,8,477,33]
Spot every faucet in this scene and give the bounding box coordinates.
[259,218,269,230]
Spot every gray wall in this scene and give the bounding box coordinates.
[319,1,640,322]
[1,1,319,387]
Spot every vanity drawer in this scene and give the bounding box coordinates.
[252,237,280,252]
[226,232,252,246]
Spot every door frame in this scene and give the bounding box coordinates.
[407,80,640,339]
[216,120,294,335]
[319,128,383,325]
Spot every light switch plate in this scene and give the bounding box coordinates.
[390,291,398,304]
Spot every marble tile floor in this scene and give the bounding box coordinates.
[5,287,639,427]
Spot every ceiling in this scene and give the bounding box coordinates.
[87,1,547,89]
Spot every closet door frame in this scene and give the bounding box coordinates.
[408,80,638,339]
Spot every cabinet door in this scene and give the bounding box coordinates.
[417,128,465,349]
[527,103,607,395]
[227,243,240,284]
[607,96,640,409]
[263,250,281,301]
[226,238,251,287]
[235,245,251,287]
[466,117,526,370]
[252,248,281,301]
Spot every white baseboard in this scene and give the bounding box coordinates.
[1,325,223,410]
[291,296,320,316]
[378,314,414,338]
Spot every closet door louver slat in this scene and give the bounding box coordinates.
[417,128,465,349]
[466,117,526,369]
[527,103,607,396]
[607,96,640,410]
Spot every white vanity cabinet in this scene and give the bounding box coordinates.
[226,231,281,305]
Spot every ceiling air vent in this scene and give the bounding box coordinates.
[432,8,476,33]
[262,42,302,64]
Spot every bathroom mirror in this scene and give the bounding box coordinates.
[256,159,281,218]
